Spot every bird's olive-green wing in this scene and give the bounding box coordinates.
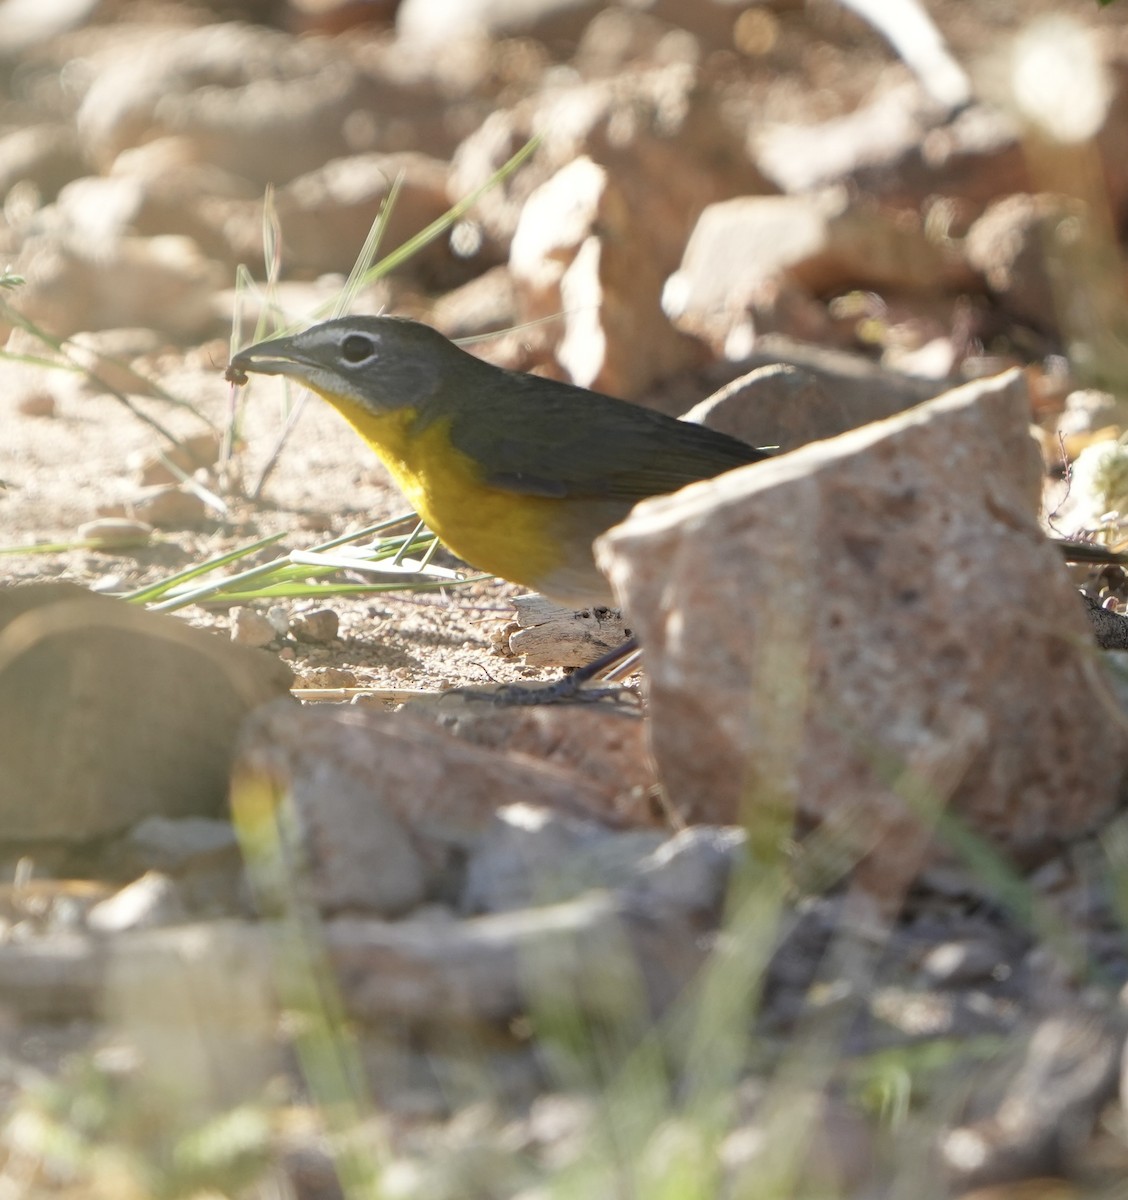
[443,370,769,502]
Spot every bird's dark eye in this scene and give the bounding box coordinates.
[341,334,375,364]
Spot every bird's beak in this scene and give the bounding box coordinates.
[226,335,309,385]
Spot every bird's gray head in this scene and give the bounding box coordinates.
[227,316,450,414]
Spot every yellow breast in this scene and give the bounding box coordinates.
[319,396,570,593]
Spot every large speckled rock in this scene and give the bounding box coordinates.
[597,369,1128,897]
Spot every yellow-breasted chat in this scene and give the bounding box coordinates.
[226,317,1128,692]
[226,316,770,615]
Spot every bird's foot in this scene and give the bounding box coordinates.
[446,635,643,706]
[446,677,641,707]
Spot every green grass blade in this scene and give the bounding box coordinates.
[121,532,289,604]
[353,133,541,288]
[331,170,405,319]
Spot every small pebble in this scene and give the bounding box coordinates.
[128,485,208,529]
[266,605,290,635]
[69,329,163,396]
[87,871,187,933]
[131,432,222,486]
[89,574,127,593]
[296,666,360,688]
[77,517,154,549]
[231,606,276,648]
[920,939,1002,987]
[127,815,239,873]
[17,389,56,417]
[290,607,339,644]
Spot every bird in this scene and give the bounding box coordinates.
[227,316,1128,693]
[226,315,770,694]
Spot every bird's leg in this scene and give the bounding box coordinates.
[451,636,641,705]
[536,635,640,700]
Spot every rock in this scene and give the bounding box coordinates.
[753,84,1029,213]
[87,871,188,933]
[14,233,224,341]
[0,0,100,54]
[400,0,741,57]
[0,900,707,1029]
[0,583,294,842]
[76,518,154,549]
[244,750,430,920]
[74,20,490,177]
[326,891,708,1026]
[130,432,223,486]
[624,826,748,924]
[596,370,1128,897]
[230,607,277,649]
[429,264,517,342]
[682,364,831,454]
[122,815,245,919]
[510,156,707,395]
[507,153,602,314]
[288,607,340,645]
[0,932,109,1019]
[121,483,210,528]
[0,876,113,937]
[965,194,1078,332]
[76,25,379,181]
[454,62,769,393]
[459,809,742,927]
[15,389,56,417]
[683,352,950,453]
[574,7,695,77]
[293,665,360,690]
[68,328,166,398]
[269,151,454,280]
[289,0,401,36]
[0,124,83,203]
[53,150,263,267]
[942,1014,1123,1189]
[419,693,656,826]
[920,939,1006,988]
[663,189,971,354]
[721,335,944,433]
[105,922,281,1118]
[52,171,233,262]
[125,815,240,874]
[396,0,601,51]
[461,805,666,914]
[572,4,744,76]
[266,606,291,635]
[882,333,958,380]
[234,700,630,916]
